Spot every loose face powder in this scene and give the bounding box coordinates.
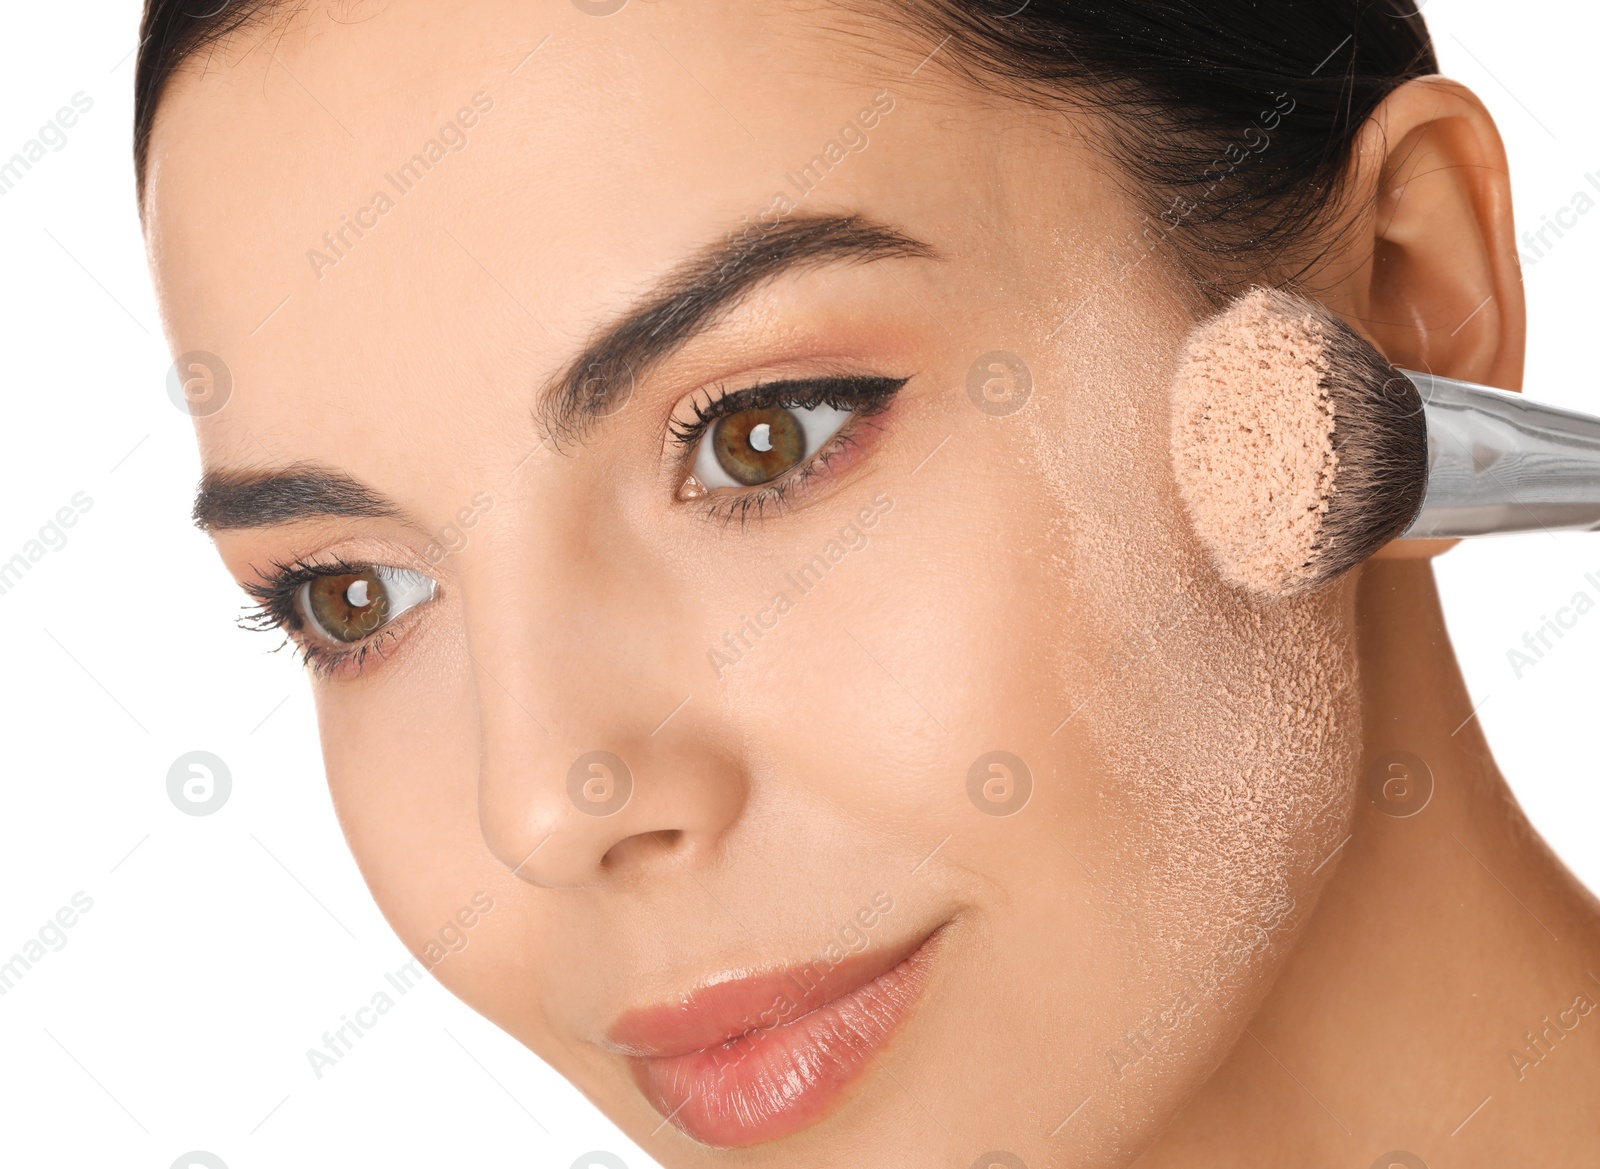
[1169,288,1340,595]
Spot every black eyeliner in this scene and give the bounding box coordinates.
[669,374,909,450]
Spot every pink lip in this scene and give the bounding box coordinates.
[607,926,944,1148]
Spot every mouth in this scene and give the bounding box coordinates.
[605,923,947,1148]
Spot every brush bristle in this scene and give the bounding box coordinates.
[1169,288,1429,597]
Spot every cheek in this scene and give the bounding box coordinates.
[1015,283,1363,947]
[311,635,496,963]
[946,271,1362,1137]
[717,471,1066,841]
[1077,579,1362,935]
[313,652,572,1045]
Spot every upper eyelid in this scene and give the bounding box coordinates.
[244,557,439,624]
[245,556,364,605]
[247,549,439,593]
[695,373,904,407]
[669,374,909,445]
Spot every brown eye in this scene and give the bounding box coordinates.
[299,567,436,644]
[711,406,807,486]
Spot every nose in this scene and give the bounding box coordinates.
[466,555,745,889]
[476,700,746,889]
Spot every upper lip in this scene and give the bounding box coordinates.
[604,926,939,1060]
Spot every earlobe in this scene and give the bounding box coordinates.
[1332,78,1526,394]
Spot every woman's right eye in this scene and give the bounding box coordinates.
[297,566,436,646]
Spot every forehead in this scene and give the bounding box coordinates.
[143,0,1105,475]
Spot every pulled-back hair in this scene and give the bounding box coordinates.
[866,1,1436,293]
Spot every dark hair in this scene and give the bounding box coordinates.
[135,0,1435,291]
[133,0,284,203]
[870,1,1436,295]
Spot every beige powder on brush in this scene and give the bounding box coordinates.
[1168,288,1337,596]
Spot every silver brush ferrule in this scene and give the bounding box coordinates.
[1400,371,1600,539]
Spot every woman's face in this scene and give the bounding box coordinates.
[147,1,1362,1163]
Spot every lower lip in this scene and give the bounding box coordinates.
[617,930,942,1148]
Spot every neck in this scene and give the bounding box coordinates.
[1143,557,1600,1166]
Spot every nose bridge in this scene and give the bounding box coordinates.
[462,512,740,888]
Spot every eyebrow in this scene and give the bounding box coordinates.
[538,212,940,443]
[193,462,400,532]
[194,212,938,532]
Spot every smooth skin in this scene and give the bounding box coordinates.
[142,3,1600,1165]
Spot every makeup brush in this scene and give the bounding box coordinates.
[1169,287,1600,597]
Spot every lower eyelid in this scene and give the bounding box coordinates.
[298,607,424,679]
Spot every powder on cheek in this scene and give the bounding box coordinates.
[1168,289,1337,595]
[1020,275,1359,1024]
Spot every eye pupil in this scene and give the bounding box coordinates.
[308,571,390,643]
[712,406,804,486]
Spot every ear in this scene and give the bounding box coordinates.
[1319,77,1526,395]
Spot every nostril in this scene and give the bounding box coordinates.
[601,828,686,872]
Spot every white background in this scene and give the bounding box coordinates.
[0,2,1595,1166]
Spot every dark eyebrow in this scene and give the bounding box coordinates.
[193,462,402,532]
[537,213,940,443]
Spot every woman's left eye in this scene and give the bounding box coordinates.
[691,401,853,489]
[297,566,436,645]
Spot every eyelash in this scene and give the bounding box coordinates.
[240,555,408,680]
[669,374,908,523]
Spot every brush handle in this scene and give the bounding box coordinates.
[1401,371,1600,539]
